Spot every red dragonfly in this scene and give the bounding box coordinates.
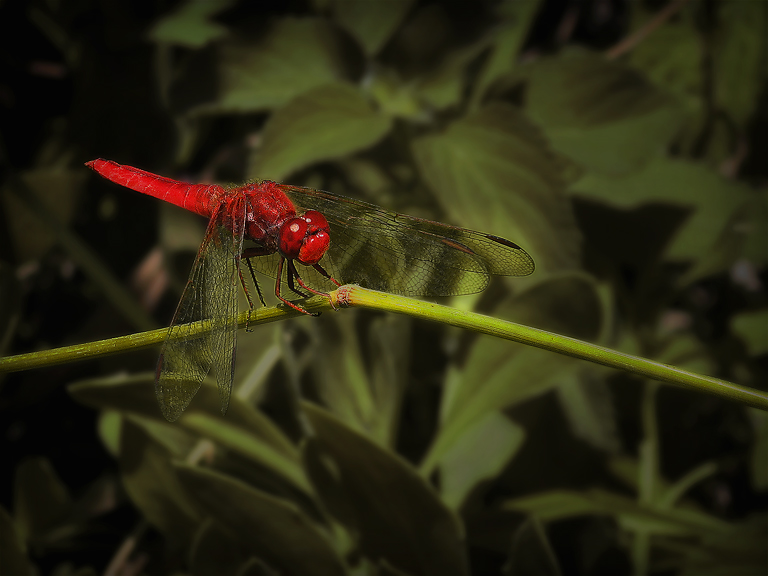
[86,159,535,421]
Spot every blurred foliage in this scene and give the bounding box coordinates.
[0,0,766,574]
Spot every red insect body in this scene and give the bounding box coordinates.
[85,159,223,218]
[86,159,330,269]
[85,158,534,421]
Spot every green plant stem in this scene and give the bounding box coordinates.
[2,286,767,411]
[335,286,768,411]
[0,298,321,372]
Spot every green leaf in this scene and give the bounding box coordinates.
[713,1,767,128]
[732,309,768,357]
[330,0,414,56]
[424,274,602,474]
[504,488,732,536]
[572,157,753,284]
[627,4,702,107]
[748,410,768,491]
[69,373,297,460]
[556,370,620,453]
[412,102,581,272]
[367,67,428,120]
[470,0,544,108]
[13,458,72,541]
[194,17,347,114]
[118,419,200,539]
[0,506,33,576]
[309,314,375,436]
[367,314,412,448]
[439,412,525,510]
[176,464,348,576]
[302,402,468,576]
[524,48,686,176]
[740,191,768,266]
[504,517,561,576]
[250,83,393,180]
[677,514,768,576]
[97,410,122,457]
[180,412,311,496]
[149,0,234,48]
[414,36,493,111]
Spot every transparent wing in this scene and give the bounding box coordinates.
[248,185,534,297]
[156,202,244,421]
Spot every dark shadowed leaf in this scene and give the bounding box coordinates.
[713,1,766,128]
[190,519,249,576]
[748,411,768,491]
[678,514,768,576]
[176,464,348,576]
[0,263,20,356]
[503,517,561,576]
[412,102,581,272]
[2,169,86,261]
[470,0,543,108]
[556,369,620,453]
[302,402,468,576]
[414,35,493,111]
[330,0,414,56]
[13,458,72,542]
[572,157,753,284]
[741,191,768,266]
[0,506,33,576]
[250,83,393,180]
[627,5,702,108]
[524,48,685,176]
[195,18,347,114]
[118,419,200,539]
[731,310,768,357]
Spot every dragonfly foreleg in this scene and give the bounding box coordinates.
[288,260,336,311]
[312,262,341,287]
[285,261,312,300]
[275,258,318,317]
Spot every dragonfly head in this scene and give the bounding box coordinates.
[279,210,330,265]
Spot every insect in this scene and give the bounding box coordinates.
[87,159,535,420]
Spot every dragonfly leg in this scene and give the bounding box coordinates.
[285,266,312,300]
[275,258,318,316]
[239,258,267,333]
[289,261,336,311]
[312,263,341,287]
[244,259,267,307]
[235,258,256,333]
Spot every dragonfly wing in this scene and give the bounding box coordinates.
[156,202,243,421]
[278,186,534,297]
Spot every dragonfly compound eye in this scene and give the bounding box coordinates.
[279,218,309,259]
[301,210,330,232]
